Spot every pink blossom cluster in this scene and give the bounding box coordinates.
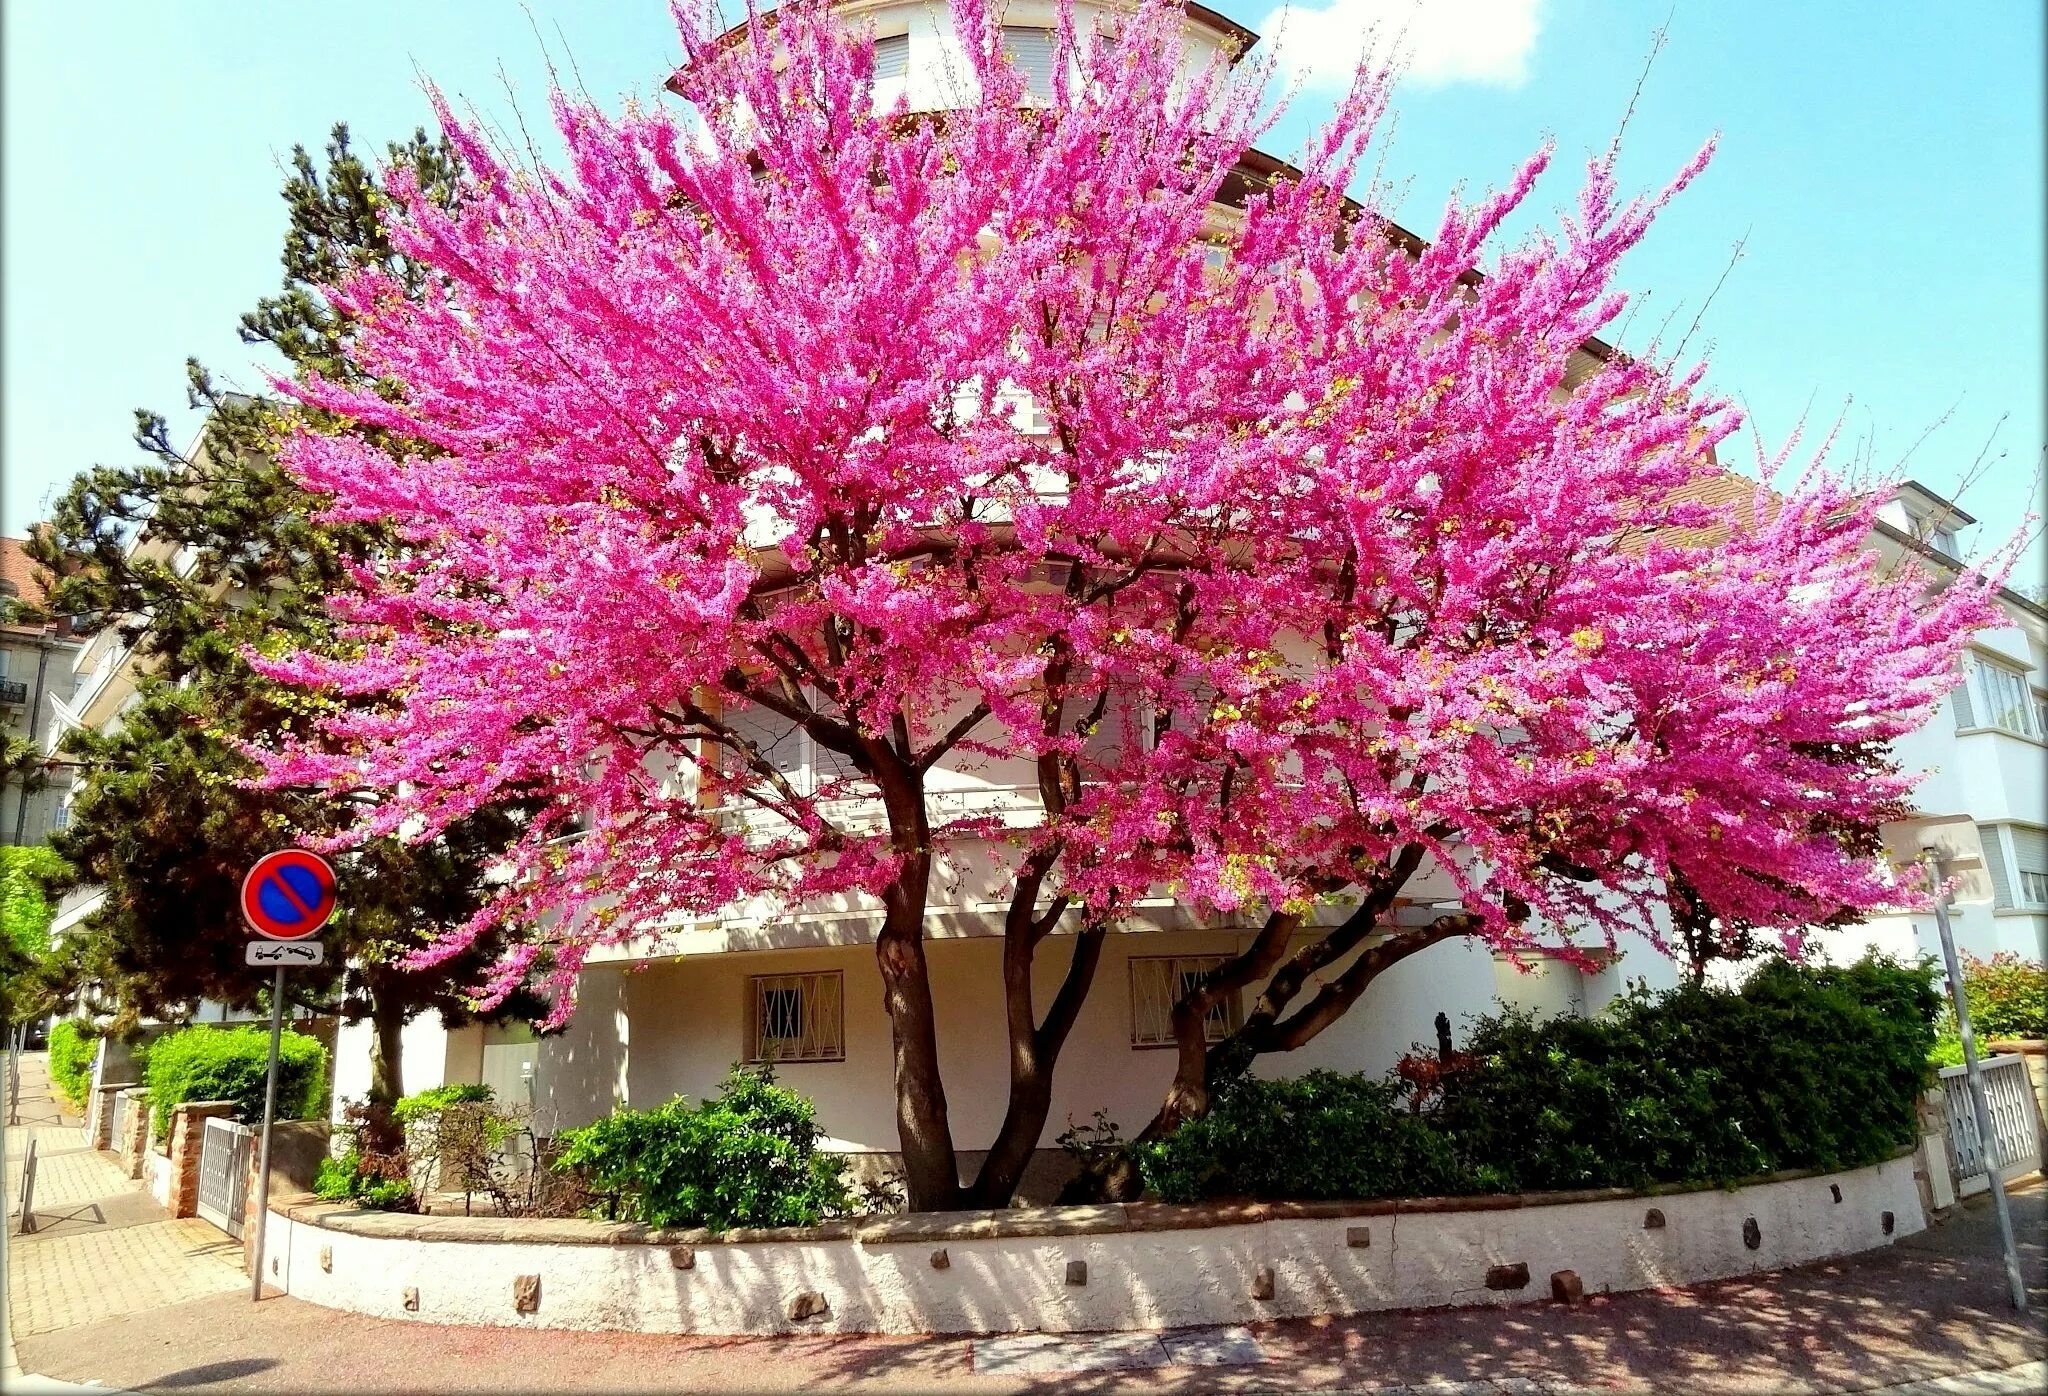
[252,0,2005,1016]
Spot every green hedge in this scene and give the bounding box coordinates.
[47,1019,97,1109]
[1135,956,1939,1203]
[1138,1071,1467,1204]
[555,1067,849,1230]
[1433,958,1938,1192]
[144,1024,328,1138]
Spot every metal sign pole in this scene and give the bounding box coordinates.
[1923,851,2027,1312]
[249,965,286,1302]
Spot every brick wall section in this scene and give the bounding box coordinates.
[165,1101,239,1219]
[241,1121,332,1279]
[88,1081,137,1151]
[116,1088,152,1179]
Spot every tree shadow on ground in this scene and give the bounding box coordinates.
[796,1181,2047,1394]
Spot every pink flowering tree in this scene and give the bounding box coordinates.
[256,0,2002,1209]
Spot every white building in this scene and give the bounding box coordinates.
[329,0,1673,1184]
[1817,482,2047,968]
[1,536,83,849]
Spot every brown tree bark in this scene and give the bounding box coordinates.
[361,987,409,1160]
[1063,845,1508,1203]
[870,745,964,1212]
[965,905,1104,1208]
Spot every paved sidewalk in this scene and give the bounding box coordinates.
[5,1054,247,1347]
[12,1169,2045,1394]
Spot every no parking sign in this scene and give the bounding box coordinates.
[239,848,337,940]
[239,846,338,1305]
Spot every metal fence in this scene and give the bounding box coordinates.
[1939,1054,2042,1195]
[196,1117,253,1239]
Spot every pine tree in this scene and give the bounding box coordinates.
[30,125,545,1119]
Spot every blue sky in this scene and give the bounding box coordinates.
[4,1,2042,580]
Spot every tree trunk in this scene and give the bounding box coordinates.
[1066,862,1483,1203]
[368,998,406,1107]
[871,754,962,1212]
[360,989,409,1162]
[966,919,1104,1207]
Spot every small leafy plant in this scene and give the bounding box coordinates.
[554,1065,850,1230]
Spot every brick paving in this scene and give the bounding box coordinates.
[7,1048,2045,1394]
[6,1055,249,1342]
[10,1216,249,1337]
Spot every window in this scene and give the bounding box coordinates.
[2013,827,2048,910]
[1129,956,1240,1048]
[873,33,910,81]
[1002,26,1057,103]
[747,971,845,1063]
[1966,660,2041,739]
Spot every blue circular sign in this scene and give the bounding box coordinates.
[241,849,338,940]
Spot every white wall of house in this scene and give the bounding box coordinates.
[500,916,1679,1152]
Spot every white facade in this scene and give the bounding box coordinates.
[1,537,84,848]
[315,12,2039,1184]
[1814,485,2048,969]
[330,0,1681,1167]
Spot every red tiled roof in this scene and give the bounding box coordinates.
[1,535,61,636]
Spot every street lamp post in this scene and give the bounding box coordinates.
[1921,848,2027,1312]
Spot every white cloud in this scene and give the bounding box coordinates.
[1257,0,1544,92]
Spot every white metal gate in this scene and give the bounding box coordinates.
[196,1116,252,1238]
[1939,1055,2042,1197]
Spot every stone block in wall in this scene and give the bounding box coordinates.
[116,1089,152,1180]
[89,1081,136,1151]
[165,1100,239,1220]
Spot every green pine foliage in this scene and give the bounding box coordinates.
[144,1023,327,1138]
[46,1019,98,1109]
[1134,957,1939,1203]
[555,1067,852,1230]
[25,124,547,1083]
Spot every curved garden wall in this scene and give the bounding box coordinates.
[256,1149,1923,1336]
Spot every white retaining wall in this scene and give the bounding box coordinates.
[257,1153,1924,1336]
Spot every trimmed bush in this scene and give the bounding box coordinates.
[47,1019,97,1109]
[1127,956,1940,1203]
[1136,1071,1468,1204]
[1432,956,1939,1192]
[555,1066,849,1230]
[145,1024,327,1138]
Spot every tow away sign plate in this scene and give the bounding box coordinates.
[246,939,325,967]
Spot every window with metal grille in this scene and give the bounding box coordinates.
[1002,26,1056,103]
[1129,956,1239,1048]
[874,33,910,80]
[747,971,845,1063]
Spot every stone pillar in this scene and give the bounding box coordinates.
[116,1088,152,1179]
[1914,1086,1956,1214]
[89,1081,137,1151]
[165,1101,239,1219]
[1986,1039,2048,1166]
